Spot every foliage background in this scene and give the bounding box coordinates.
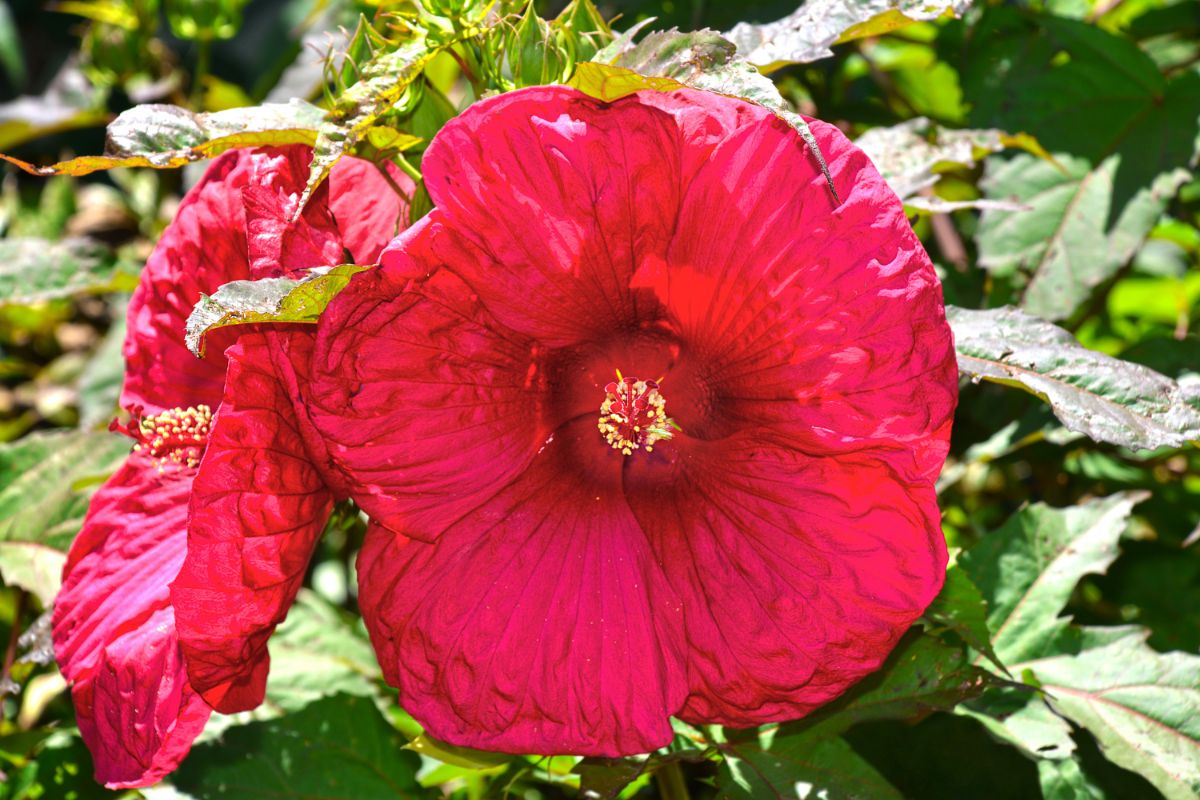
[0,0,1198,798]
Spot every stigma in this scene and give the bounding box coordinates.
[598,372,676,456]
[116,405,214,470]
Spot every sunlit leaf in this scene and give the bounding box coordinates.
[185,265,368,357]
[853,117,1046,210]
[717,729,902,800]
[0,57,105,152]
[924,558,1005,671]
[1014,630,1200,800]
[968,11,1200,320]
[0,238,133,306]
[1,100,325,177]
[948,305,1200,450]
[0,429,129,547]
[725,0,973,71]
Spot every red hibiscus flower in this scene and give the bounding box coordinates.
[51,146,408,788]
[173,85,957,757]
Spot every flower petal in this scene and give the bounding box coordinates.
[416,87,691,346]
[52,453,211,788]
[171,332,333,713]
[310,264,549,540]
[356,417,687,755]
[625,435,946,726]
[329,159,412,264]
[633,112,957,480]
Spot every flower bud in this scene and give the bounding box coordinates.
[504,1,571,88]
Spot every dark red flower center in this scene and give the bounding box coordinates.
[598,373,677,456]
[115,405,213,470]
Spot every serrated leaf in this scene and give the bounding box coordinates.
[948,305,1200,450]
[960,493,1146,665]
[0,429,130,547]
[173,694,427,799]
[725,0,973,71]
[185,265,368,357]
[854,117,1043,208]
[1012,631,1200,800]
[717,730,902,800]
[0,99,325,176]
[959,688,1077,761]
[0,238,132,306]
[581,30,837,201]
[967,12,1200,320]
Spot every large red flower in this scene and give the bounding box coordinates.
[174,85,956,756]
[51,146,408,787]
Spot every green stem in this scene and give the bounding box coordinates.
[389,153,423,185]
[656,761,690,800]
[190,35,212,108]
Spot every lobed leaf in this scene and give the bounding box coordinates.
[1012,630,1200,800]
[967,12,1200,320]
[185,265,368,357]
[725,0,974,71]
[959,492,1147,665]
[949,305,1200,451]
[924,558,1005,671]
[0,100,324,177]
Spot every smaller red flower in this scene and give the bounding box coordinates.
[52,147,408,787]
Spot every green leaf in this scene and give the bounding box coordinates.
[948,305,1200,450]
[263,590,382,713]
[960,492,1146,665]
[853,117,1046,211]
[0,99,325,177]
[77,306,127,429]
[581,30,837,201]
[967,12,1200,320]
[789,632,989,739]
[924,558,1005,671]
[185,265,368,357]
[1013,630,1200,800]
[1038,755,1108,800]
[0,429,129,548]
[572,757,646,800]
[0,238,132,307]
[173,694,428,799]
[0,60,106,152]
[959,688,1077,761]
[724,0,972,71]
[717,729,902,800]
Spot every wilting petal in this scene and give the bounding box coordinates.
[52,452,211,788]
[634,111,956,481]
[171,332,333,713]
[415,86,689,346]
[625,435,946,725]
[310,266,549,540]
[356,418,687,755]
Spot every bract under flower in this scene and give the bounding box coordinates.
[52,146,408,787]
[171,84,956,757]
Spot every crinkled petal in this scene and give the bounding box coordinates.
[52,453,211,788]
[624,436,946,726]
[413,86,690,346]
[171,332,333,713]
[633,111,956,480]
[122,148,408,414]
[356,417,686,755]
[310,265,550,540]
